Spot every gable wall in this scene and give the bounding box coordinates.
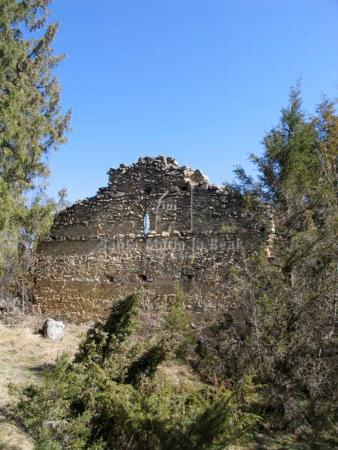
[34,157,268,322]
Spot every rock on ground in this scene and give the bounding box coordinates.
[0,315,85,450]
[42,318,65,341]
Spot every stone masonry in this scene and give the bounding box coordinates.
[34,156,269,322]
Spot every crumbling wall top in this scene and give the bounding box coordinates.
[107,155,211,194]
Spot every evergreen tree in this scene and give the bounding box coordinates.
[227,88,337,442]
[0,0,70,269]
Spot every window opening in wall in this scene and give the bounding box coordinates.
[145,185,152,195]
[143,212,150,235]
[106,275,115,283]
[139,274,148,282]
[182,273,195,281]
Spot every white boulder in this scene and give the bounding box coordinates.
[42,319,65,341]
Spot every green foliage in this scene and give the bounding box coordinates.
[212,87,338,446]
[164,284,194,360]
[75,293,139,366]
[0,0,70,271]
[13,294,260,449]
[124,343,167,388]
[166,285,190,333]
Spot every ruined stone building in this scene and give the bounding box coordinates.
[34,156,268,322]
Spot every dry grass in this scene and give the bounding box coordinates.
[0,313,308,450]
[0,314,87,450]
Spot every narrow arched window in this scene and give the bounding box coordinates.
[143,212,150,236]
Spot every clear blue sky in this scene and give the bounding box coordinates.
[48,0,338,202]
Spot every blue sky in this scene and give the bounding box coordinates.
[48,0,338,202]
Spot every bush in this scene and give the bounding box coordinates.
[13,293,260,449]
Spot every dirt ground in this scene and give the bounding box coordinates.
[0,314,87,450]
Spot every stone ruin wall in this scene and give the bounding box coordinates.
[34,156,269,322]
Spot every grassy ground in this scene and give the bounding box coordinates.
[0,313,86,450]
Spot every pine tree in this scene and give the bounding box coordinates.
[230,88,338,441]
[0,0,70,269]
